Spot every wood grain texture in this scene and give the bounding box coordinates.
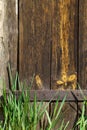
[19,0,51,89]
[51,101,77,130]
[53,102,77,130]
[79,0,87,89]
[51,0,77,90]
[51,1,78,130]
[51,102,77,130]
[19,0,79,129]
[79,2,87,130]
[11,90,87,102]
[19,2,51,129]
[4,0,18,77]
[0,1,9,94]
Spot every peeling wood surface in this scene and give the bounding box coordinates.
[0,0,6,93]
[79,0,87,89]
[0,0,9,94]
[4,0,18,77]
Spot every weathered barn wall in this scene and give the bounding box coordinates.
[19,1,78,129]
[0,0,87,129]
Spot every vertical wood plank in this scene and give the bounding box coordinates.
[62,103,77,130]
[19,1,51,129]
[51,0,77,90]
[51,0,78,130]
[0,0,9,94]
[4,0,18,77]
[79,2,87,130]
[0,0,18,120]
[79,0,87,89]
[19,0,51,89]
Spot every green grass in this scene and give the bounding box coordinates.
[76,102,87,130]
[0,84,69,130]
[0,66,87,130]
[75,86,87,130]
[0,65,87,130]
[0,65,69,130]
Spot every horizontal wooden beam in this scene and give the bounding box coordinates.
[7,90,87,102]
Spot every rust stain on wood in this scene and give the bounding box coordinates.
[59,0,70,75]
[59,0,76,90]
[35,75,43,89]
[52,0,77,90]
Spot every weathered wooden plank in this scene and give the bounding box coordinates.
[19,0,51,89]
[4,0,18,77]
[7,90,87,102]
[78,2,87,130]
[51,1,78,129]
[79,0,87,89]
[0,0,9,94]
[19,2,51,129]
[51,0,77,90]
[62,102,77,130]
[0,0,18,92]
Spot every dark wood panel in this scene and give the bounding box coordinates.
[51,102,77,130]
[58,102,77,130]
[19,0,51,89]
[51,1,78,130]
[51,0,77,90]
[79,3,87,130]
[19,2,51,129]
[79,0,87,89]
